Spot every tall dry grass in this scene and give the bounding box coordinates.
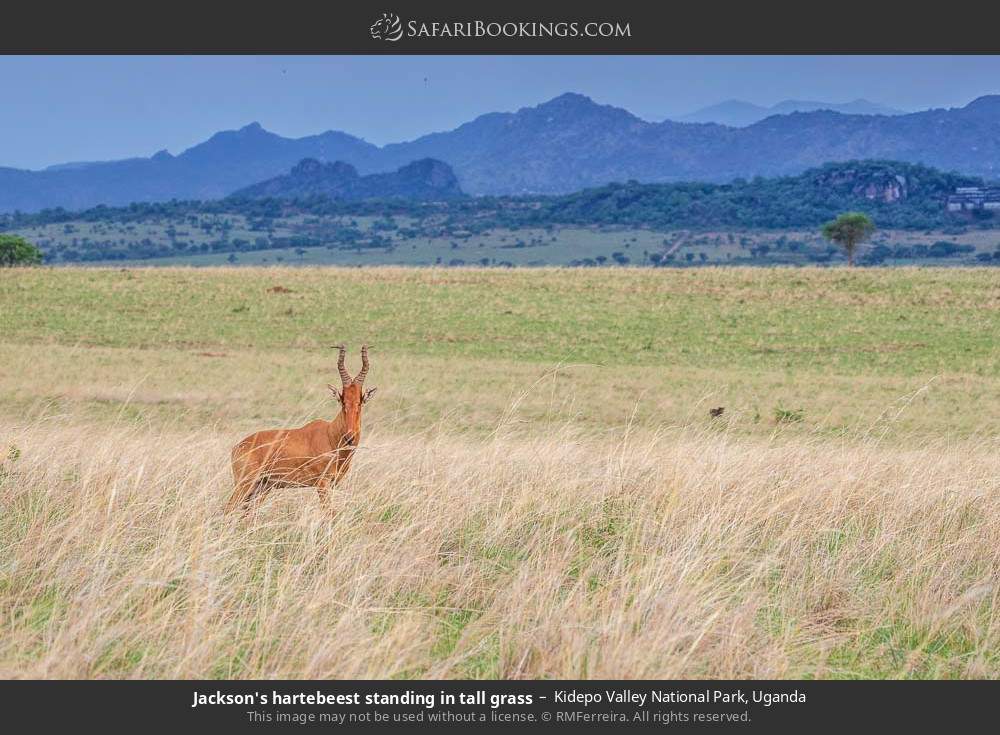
[1,416,998,679]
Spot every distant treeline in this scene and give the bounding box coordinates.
[1,160,991,234]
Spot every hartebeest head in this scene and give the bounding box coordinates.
[328,344,377,447]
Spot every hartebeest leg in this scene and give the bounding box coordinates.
[314,456,348,514]
[226,473,270,515]
[225,480,253,514]
[316,475,340,515]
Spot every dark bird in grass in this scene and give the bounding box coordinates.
[709,407,725,418]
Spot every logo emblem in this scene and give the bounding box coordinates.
[370,13,403,42]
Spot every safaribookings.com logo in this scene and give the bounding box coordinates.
[370,13,404,41]
[370,14,631,42]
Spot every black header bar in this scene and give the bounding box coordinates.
[4,2,1000,54]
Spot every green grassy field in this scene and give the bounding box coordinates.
[13,210,1000,267]
[1,266,998,679]
[141,226,673,267]
[2,266,998,437]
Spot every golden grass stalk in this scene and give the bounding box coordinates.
[1,417,997,679]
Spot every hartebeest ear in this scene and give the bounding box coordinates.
[327,384,343,401]
[362,387,377,404]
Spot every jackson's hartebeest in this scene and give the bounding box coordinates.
[226,344,376,514]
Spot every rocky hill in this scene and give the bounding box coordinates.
[231,158,463,201]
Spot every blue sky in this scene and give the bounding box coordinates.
[2,55,999,170]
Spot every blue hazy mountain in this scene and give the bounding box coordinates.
[0,123,382,212]
[675,98,906,127]
[231,158,463,201]
[2,93,999,212]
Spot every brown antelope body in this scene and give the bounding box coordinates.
[226,345,376,513]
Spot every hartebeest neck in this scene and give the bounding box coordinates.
[328,410,346,440]
[327,409,360,448]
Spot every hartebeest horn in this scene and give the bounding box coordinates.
[355,344,370,386]
[336,344,352,386]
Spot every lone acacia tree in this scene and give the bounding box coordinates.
[821,212,875,267]
[0,235,43,267]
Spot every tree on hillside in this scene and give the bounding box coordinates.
[821,212,875,267]
[0,235,43,267]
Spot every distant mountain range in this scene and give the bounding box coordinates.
[2,92,1000,212]
[674,99,905,127]
[232,158,463,201]
[0,123,381,213]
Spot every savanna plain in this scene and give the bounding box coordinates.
[1,266,998,679]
